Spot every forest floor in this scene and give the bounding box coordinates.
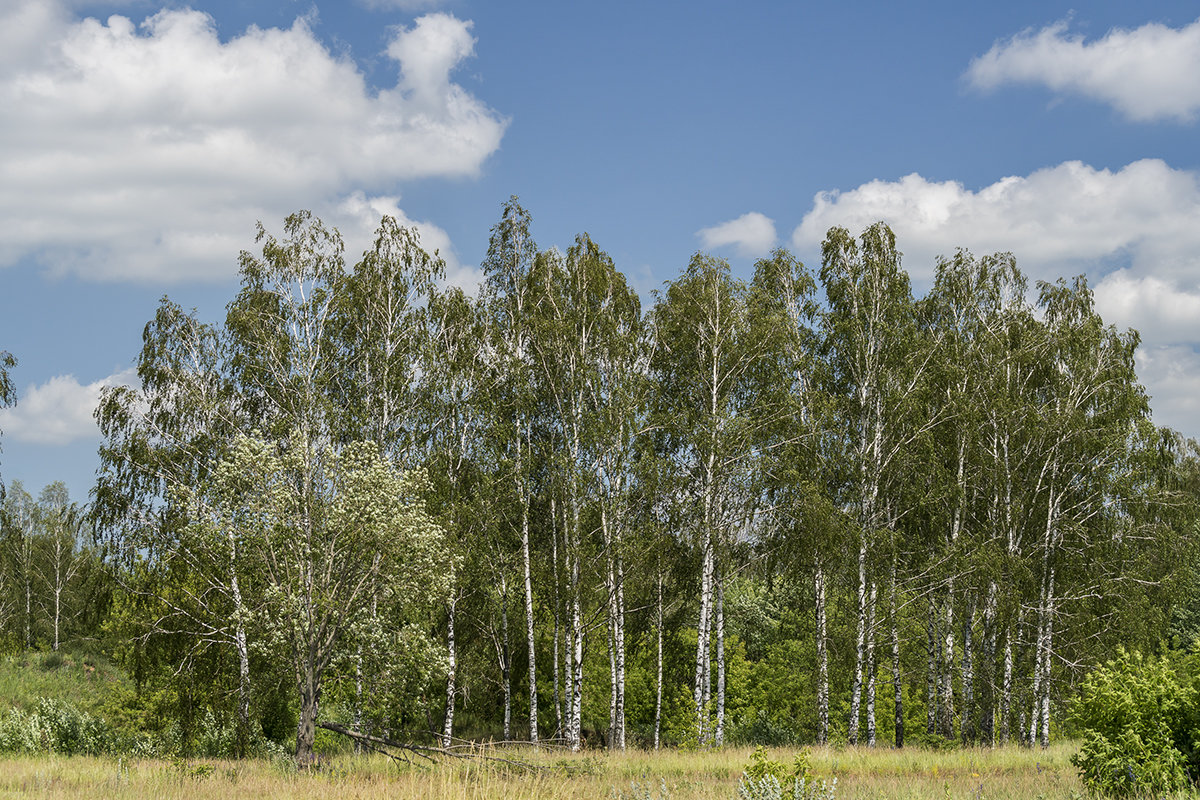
[0,741,1109,799]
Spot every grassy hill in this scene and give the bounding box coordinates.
[0,644,132,720]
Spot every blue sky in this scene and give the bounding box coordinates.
[2,0,1200,502]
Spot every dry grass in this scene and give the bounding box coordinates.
[0,742,1096,800]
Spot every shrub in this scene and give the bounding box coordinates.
[0,697,110,755]
[1069,648,1199,797]
[736,746,836,800]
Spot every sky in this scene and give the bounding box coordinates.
[2,0,1199,502]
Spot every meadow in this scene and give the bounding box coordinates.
[0,742,1101,800]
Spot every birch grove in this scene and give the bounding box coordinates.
[69,205,1193,760]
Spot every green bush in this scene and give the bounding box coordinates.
[737,746,836,800]
[1069,648,1199,797]
[0,697,110,755]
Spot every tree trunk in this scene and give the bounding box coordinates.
[24,570,31,651]
[521,494,538,744]
[551,500,563,741]
[715,572,726,747]
[615,550,627,751]
[694,522,713,744]
[848,536,868,745]
[815,557,829,745]
[295,667,321,769]
[891,568,903,748]
[1029,598,1045,747]
[608,557,617,749]
[926,599,939,736]
[1039,568,1055,748]
[229,533,251,757]
[443,591,457,748]
[866,580,877,747]
[1000,608,1020,744]
[980,582,997,746]
[654,571,664,751]
[940,580,956,739]
[961,593,977,744]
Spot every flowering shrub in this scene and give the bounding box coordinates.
[1069,649,1199,797]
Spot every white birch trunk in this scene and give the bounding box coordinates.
[443,591,457,748]
[551,499,563,740]
[961,594,976,744]
[715,572,725,747]
[941,579,956,739]
[615,550,627,751]
[521,491,538,744]
[815,558,829,745]
[1039,567,1055,748]
[848,535,868,745]
[694,522,713,744]
[866,580,877,747]
[926,599,939,735]
[654,571,664,751]
[891,566,903,748]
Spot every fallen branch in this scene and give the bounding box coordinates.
[316,722,546,772]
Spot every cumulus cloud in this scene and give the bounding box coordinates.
[0,368,138,446]
[697,212,777,258]
[966,18,1200,122]
[790,158,1200,437]
[791,159,1200,287]
[0,1,507,282]
[1135,345,1200,436]
[1093,272,1200,347]
[333,192,482,290]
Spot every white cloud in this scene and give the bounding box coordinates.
[1093,272,1200,347]
[333,192,483,290]
[790,159,1200,438]
[359,0,447,13]
[1135,345,1200,436]
[791,159,1200,287]
[0,368,138,446]
[966,18,1200,122]
[697,212,777,258]
[0,1,506,282]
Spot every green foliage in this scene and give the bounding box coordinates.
[737,747,836,800]
[1069,648,1199,797]
[0,697,110,755]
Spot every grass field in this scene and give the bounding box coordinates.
[0,742,1106,800]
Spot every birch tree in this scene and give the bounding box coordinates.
[479,196,541,743]
[650,253,758,746]
[33,484,88,652]
[1,482,36,650]
[819,223,932,745]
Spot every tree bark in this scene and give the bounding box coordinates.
[715,572,726,747]
[848,535,868,745]
[926,599,939,736]
[443,590,457,748]
[615,550,627,751]
[521,488,538,744]
[891,567,903,748]
[815,557,829,746]
[551,499,563,740]
[866,580,877,747]
[654,571,664,751]
[295,667,321,769]
[980,582,997,746]
[940,581,956,739]
[961,593,977,744]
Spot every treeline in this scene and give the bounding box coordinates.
[3,199,1194,766]
[0,482,107,653]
